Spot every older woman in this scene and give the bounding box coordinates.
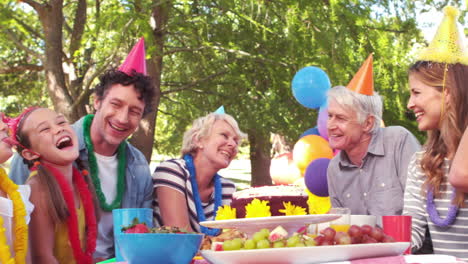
[152,113,245,235]
[403,6,468,259]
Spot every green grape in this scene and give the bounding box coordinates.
[260,228,270,237]
[256,239,271,249]
[223,240,234,251]
[295,242,306,247]
[305,239,317,247]
[231,238,243,250]
[253,231,266,242]
[287,235,300,247]
[244,239,256,250]
[273,241,285,248]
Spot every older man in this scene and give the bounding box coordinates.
[326,55,421,216]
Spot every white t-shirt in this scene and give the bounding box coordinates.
[93,152,118,259]
[0,185,34,253]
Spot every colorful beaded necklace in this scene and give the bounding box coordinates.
[83,114,126,211]
[183,154,222,236]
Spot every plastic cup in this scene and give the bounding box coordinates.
[112,208,153,261]
[382,215,412,254]
[350,215,377,227]
[329,207,351,232]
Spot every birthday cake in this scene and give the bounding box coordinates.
[230,185,309,218]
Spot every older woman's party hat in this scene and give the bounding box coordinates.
[417,6,468,65]
[346,53,374,96]
[119,37,147,75]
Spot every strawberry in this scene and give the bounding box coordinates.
[125,223,150,233]
[121,217,150,233]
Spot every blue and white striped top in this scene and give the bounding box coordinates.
[403,152,468,261]
[152,159,236,232]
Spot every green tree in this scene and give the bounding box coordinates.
[0,0,162,160]
[154,0,426,186]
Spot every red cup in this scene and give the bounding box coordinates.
[382,215,412,254]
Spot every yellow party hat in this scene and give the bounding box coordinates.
[417,6,468,65]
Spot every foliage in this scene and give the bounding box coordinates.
[1,0,465,176]
[155,0,432,157]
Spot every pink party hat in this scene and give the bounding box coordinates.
[118,37,147,75]
[2,106,39,145]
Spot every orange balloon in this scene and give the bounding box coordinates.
[292,135,333,172]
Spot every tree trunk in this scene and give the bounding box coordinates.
[37,1,77,121]
[129,1,170,162]
[248,129,272,187]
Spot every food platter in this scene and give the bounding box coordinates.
[201,242,410,264]
[200,214,341,237]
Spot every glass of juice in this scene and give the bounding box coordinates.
[329,207,351,233]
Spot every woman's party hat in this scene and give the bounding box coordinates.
[417,6,468,65]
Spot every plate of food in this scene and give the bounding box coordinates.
[200,214,341,237]
[201,242,410,264]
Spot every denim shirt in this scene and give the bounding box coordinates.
[9,116,153,209]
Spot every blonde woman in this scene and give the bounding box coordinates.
[153,113,245,235]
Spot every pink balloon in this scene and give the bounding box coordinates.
[317,106,328,140]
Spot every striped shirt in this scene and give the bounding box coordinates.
[152,159,236,232]
[403,152,468,261]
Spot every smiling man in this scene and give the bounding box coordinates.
[9,38,155,260]
[326,55,420,216]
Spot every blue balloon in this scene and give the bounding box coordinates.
[299,127,320,139]
[291,66,331,109]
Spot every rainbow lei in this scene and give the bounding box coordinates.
[40,164,97,264]
[0,168,28,264]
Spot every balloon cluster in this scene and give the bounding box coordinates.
[270,66,337,204]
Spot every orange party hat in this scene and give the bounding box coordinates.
[346,54,374,96]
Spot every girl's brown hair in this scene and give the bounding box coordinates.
[409,61,468,207]
[16,109,99,223]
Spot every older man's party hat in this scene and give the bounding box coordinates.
[346,54,374,96]
[119,37,147,75]
[417,6,468,65]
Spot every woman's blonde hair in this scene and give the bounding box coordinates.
[409,61,468,207]
[181,113,246,156]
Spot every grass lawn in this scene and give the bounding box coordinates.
[151,158,252,190]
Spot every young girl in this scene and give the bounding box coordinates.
[9,107,98,264]
[0,113,34,264]
[403,6,468,261]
